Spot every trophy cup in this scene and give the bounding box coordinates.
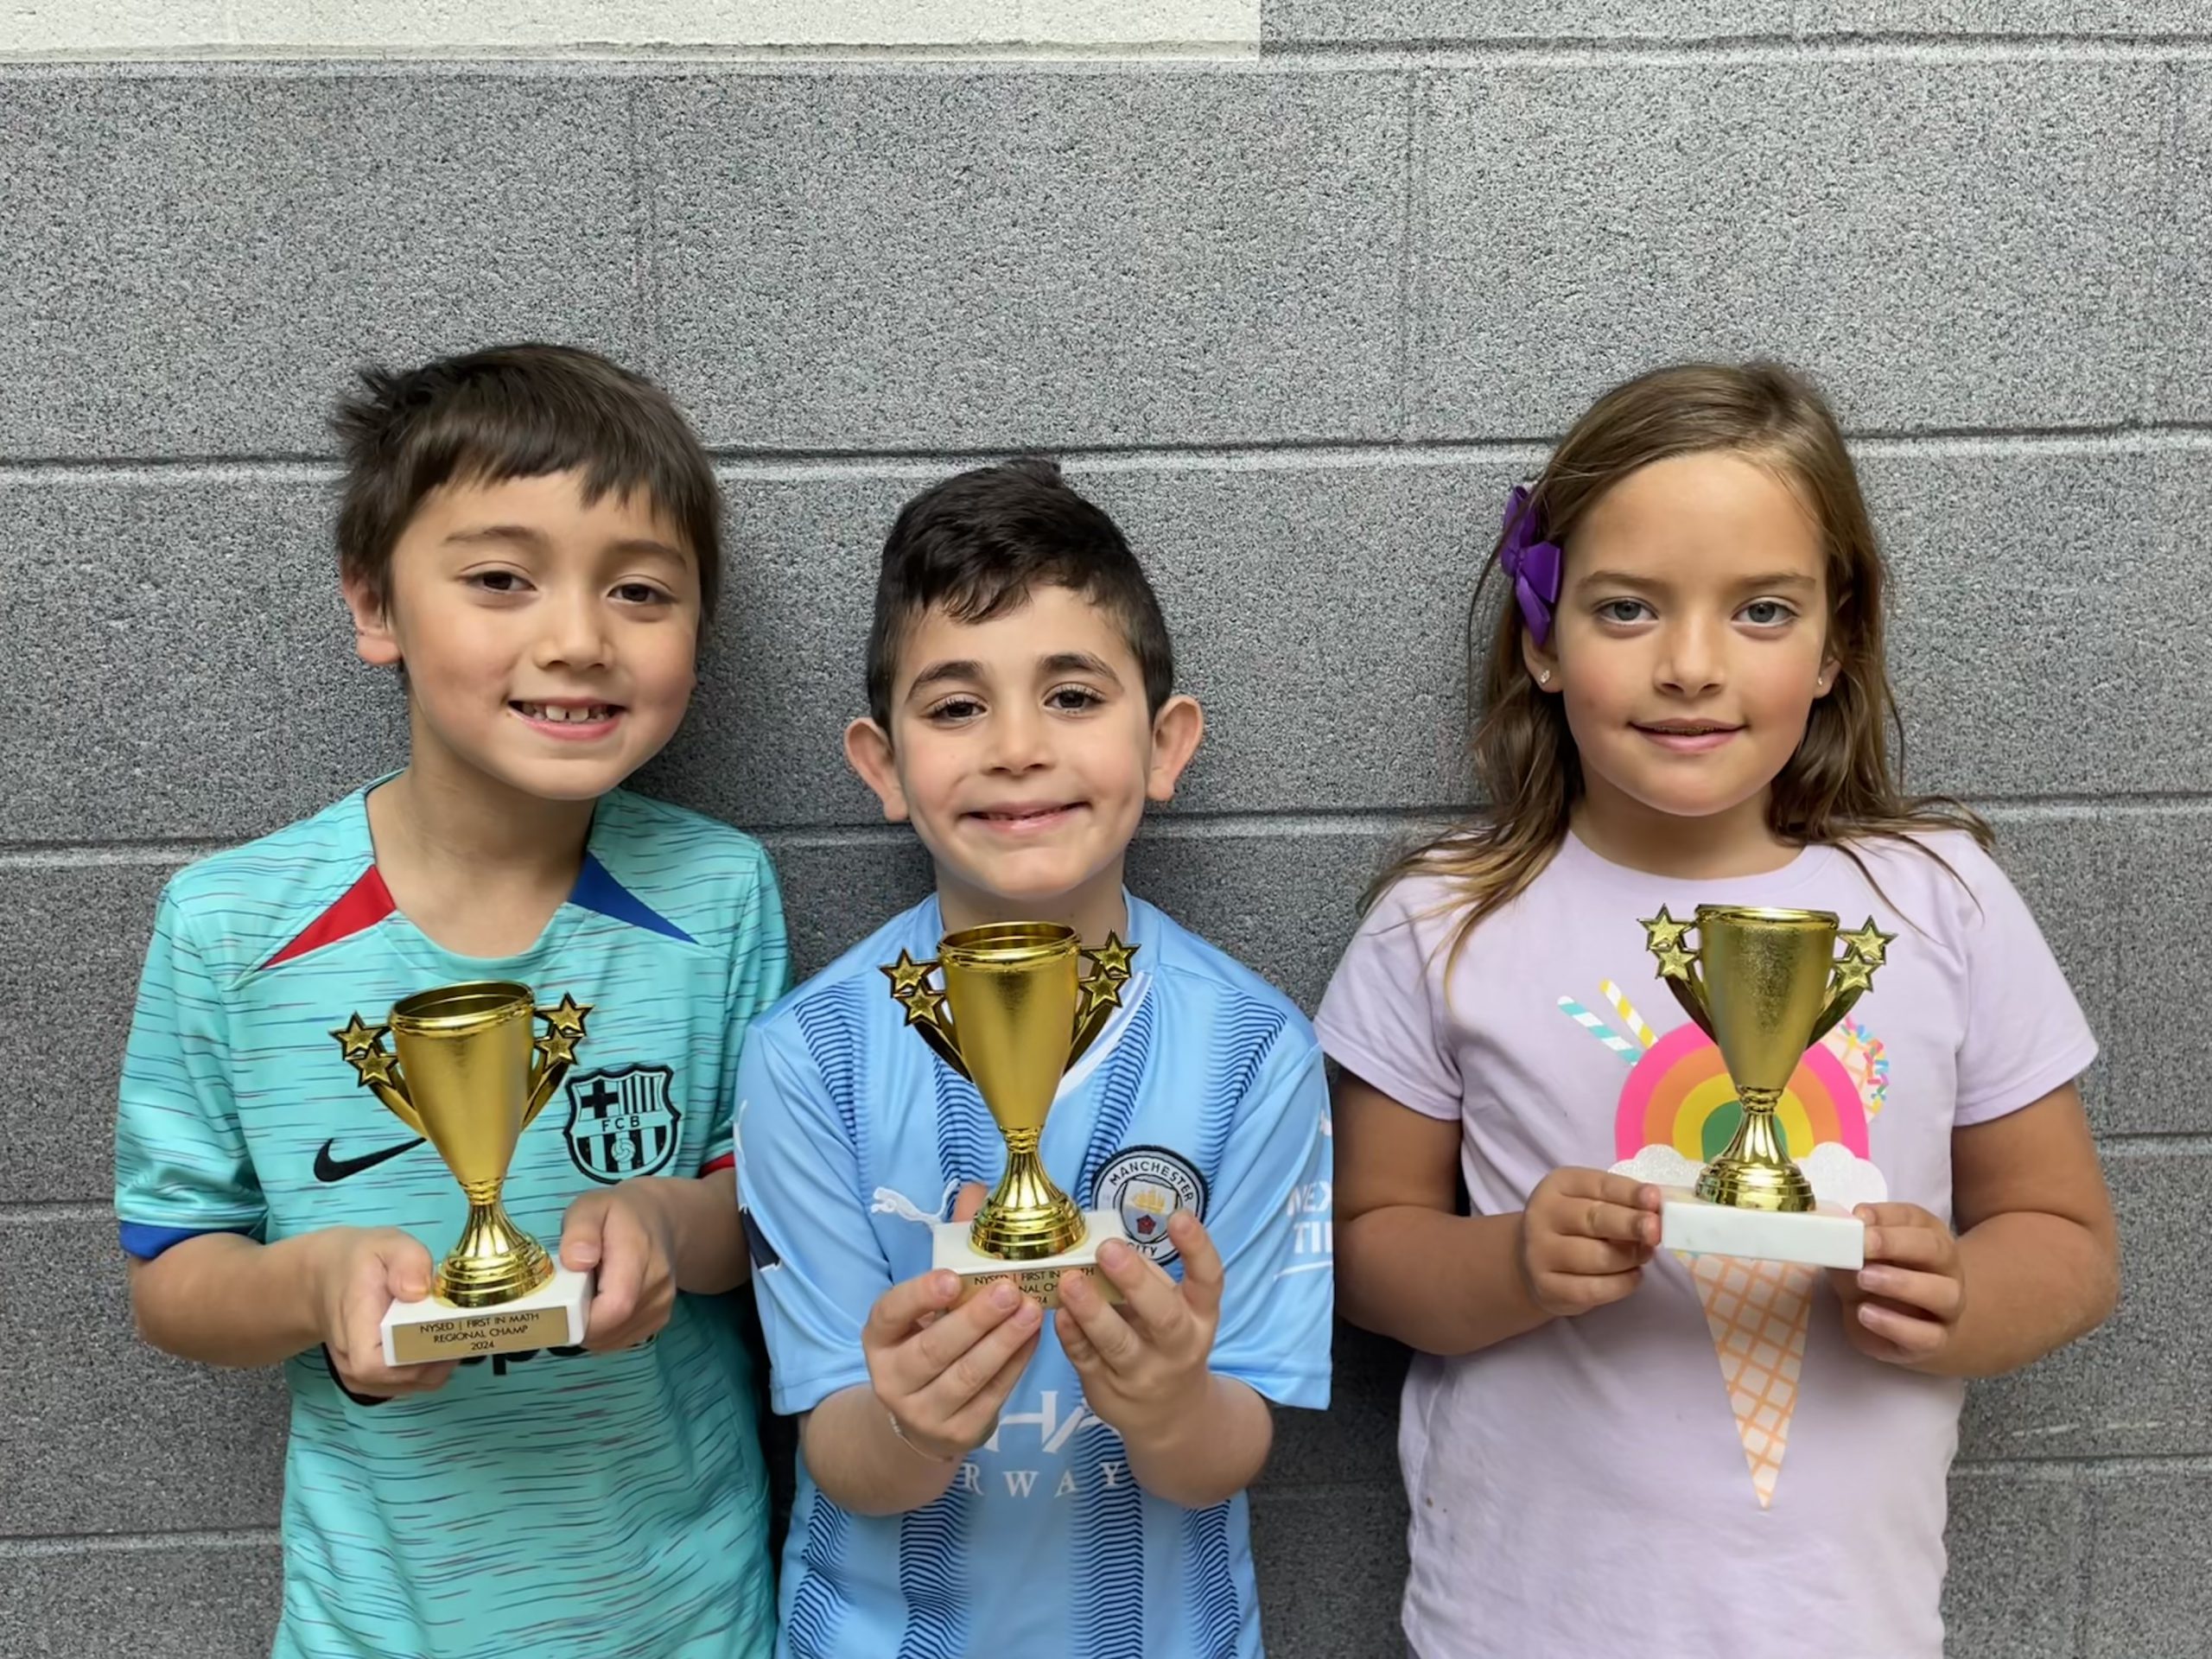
[883,922,1138,1306]
[331,982,595,1364]
[1642,906,1893,1268]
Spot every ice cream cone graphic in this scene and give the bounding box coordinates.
[1683,1251,1816,1510]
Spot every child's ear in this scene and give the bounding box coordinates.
[1520,627,1560,693]
[843,718,911,823]
[342,569,403,668]
[1144,695,1205,804]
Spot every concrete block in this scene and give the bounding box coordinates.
[0,74,641,458]
[2152,67,2212,422]
[652,458,1503,830]
[2111,808,2212,1136]
[2084,1471,2212,1659]
[0,861,180,1205]
[642,72,1407,448]
[1411,62,2164,435]
[1800,2,2212,35]
[757,830,937,982]
[0,474,406,844]
[1958,1151,2209,1461]
[640,470,922,833]
[1249,1481,1410,1659]
[0,1215,288,1536]
[1125,820,1429,1013]
[1266,0,1784,41]
[1942,1470,2085,1659]
[1864,448,2210,801]
[0,1539,283,1659]
[1976,808,2118,1127]
[1261,1322,1408,1489]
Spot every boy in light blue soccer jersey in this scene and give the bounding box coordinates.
[735,458,1334,1659]
[115,345,785,1658]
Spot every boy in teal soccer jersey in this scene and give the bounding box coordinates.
[734,459,1334,1659]
[116,344,785,1658]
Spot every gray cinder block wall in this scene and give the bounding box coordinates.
[4,8,2209,1656]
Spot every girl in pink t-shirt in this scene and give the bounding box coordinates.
[1315,362,2118,1659]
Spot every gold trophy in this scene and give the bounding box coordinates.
[883,922,1137,1306]
[1642,906,1893,1268]
[331,982,595,1364]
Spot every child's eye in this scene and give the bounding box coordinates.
[467,569,531,594]
[926,696,985,723]
[1739,599,1796,626]
[612,581,672,606]
[1046,684,1103,713]
[1595,598,1653,625]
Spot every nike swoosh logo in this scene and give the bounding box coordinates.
[313,1136,424,1183]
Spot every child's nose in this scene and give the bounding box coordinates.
[984,704,1052,771]
[1655,617,1726,693]
[535,592,614,670]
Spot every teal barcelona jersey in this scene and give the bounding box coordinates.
[735,893,1334,1659]
[114,784,790,1659]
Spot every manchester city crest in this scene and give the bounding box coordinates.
[563,1065,681,1183]
[1094,1145,1207,1265]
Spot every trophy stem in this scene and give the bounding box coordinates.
[435,1189,557,1307]
[971,1131,1086,1262]
[1694,1088,1815,1213]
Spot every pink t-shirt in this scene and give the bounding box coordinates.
[1314,830,2096,1659]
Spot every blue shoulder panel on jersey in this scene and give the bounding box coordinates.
[118,1219,254,1260]
[570,853,696,944]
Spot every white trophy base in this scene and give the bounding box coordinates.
[380,1265,594,1366]
[1660,1187,1866,1270]
[931,1209,1131,1309]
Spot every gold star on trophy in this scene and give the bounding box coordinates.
[540,995,592,1038]
[882,950,938,1003]
[1086,933,1137,981]
[1838,918,1895,969]
[1641,906,1694,957]
[1075,934,1135,1024]
[331,1013,387,1062]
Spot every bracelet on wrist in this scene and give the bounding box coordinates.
[887,1411,962,1465]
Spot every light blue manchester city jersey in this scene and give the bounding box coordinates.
[114,784,789,1659]
[736,893,1334,1659]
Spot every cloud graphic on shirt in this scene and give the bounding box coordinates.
[1609,1141,1888,1209]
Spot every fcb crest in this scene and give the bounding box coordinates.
[1094,1145,1207,1265]
[563,1065,681,1184]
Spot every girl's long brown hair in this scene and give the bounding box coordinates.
[1377,361,1989,964]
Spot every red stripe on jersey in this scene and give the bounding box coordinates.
[263,865,397,969]
[700,1151,735,1176]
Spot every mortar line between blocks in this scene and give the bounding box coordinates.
[2071,1459,2098,1659]
[10,793,2212,865]
[0,1199,112,1224]
[0,1528,282,1557]
[13,424,2212,483]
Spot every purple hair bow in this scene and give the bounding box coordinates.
[1498,484,1561,647]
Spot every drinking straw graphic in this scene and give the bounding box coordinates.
[1557,997,1639,1063]
[1599,980,1657,1049]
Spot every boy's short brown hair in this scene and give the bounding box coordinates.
[864,457,1173,728]
[333,342,721,619]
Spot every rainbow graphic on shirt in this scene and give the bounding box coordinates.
[1562,976,1891,1511]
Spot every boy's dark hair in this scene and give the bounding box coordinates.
[864,457,1173,728]
[333,342,721,620]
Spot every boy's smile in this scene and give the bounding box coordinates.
[345,469,702,804]
[847,584,1202,942]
